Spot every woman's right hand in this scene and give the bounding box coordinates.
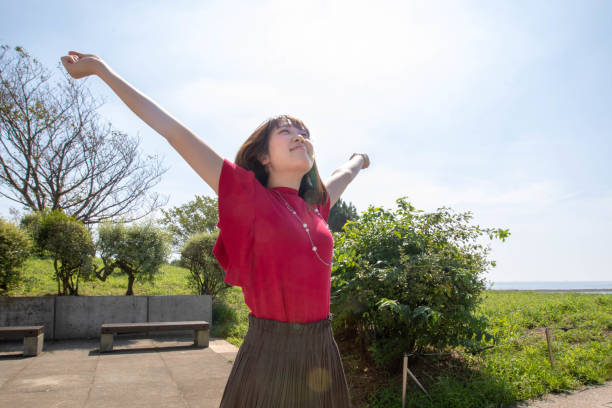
[60,51,104,79]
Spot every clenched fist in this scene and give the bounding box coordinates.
[60,51,105,79]
[351,153,371,170]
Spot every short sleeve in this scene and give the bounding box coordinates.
[318,194,331,222]
[212,158,256,287]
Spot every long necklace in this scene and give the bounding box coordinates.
[272,189,332,267]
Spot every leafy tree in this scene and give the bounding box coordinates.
[29,209,95,295]
[330,197,510,371]
[96,220,171,295]
[158,194,218,253]
[0,44,169,226]
[180,230,228,301]
[0,217,33,293]
[329,197,359,233]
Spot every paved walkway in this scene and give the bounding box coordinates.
[514,381,612,408]
[2,336,610,407]
[0,334,239,408]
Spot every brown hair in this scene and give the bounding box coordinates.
[234,114,329,210]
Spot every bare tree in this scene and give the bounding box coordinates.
[0,44,169,226]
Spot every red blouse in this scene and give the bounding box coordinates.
[212,158,334,323]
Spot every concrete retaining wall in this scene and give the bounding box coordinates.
[0,297,54,335]
[0,295,211,340]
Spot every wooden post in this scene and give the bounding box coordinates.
[402,353,407,408]
[406,363,429,397]
[545,328,555,369]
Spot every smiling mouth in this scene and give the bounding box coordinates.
[291,146,305,151]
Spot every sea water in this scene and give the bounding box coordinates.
[488,281,612,294]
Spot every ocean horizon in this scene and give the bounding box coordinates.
[488,281,612,294]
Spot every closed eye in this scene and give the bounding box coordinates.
[280,129,310,139]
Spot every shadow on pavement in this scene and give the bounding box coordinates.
[0,334,205,358]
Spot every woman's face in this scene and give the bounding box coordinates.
[260,120,314,184]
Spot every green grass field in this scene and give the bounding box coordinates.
[4,257,611,407]
[367,291,612,407]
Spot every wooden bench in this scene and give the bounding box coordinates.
[100,321,209,352]
[0,325,44,356]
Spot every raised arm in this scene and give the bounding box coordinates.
[324,153,370,208]
[60,51,223,195]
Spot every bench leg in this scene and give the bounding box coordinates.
[194,329,209,348]
[100,333,114,352]
[23,333,44,357]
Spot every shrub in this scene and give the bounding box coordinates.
[180,230,228,300]
[27,209,95,295]
[330,197,510,371]
[0,217,33,292]
[211,298,239,338]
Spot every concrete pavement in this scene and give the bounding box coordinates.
[2,335,610,407]
[514,381,612,408]
[0,334,239,408]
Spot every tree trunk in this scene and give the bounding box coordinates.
[62,275,69,296]
[126,273,135,296]
[68,273,79,296]
[54,259,61,296]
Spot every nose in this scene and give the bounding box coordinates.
[291,135,312,156]
[295,133,309,145]
[293,136,303,147]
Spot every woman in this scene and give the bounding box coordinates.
[61,51,370,407]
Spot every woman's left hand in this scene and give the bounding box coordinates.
[60,51,105,79]
[351,153,370,169]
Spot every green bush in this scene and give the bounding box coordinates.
[0,217,33,292]
[26,209,95,295]
[181,230,228,300]
[331,197,509,371]
[211,298,240,338]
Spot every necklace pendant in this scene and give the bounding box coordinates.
[273,189,331,267]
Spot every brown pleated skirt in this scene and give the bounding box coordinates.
[219,313,353,407]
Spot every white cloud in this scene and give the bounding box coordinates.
[343,163,572,214]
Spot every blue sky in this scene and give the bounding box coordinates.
[1,0,611,282]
